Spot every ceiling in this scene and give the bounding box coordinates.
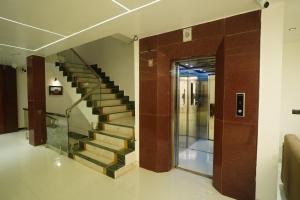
[0,0,295,66]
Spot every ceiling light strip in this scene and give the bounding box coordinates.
[34,0,161,51]
[112,0,130,11]
[0,16,66,37]
[1,0,161,52]
[0,43,35,51]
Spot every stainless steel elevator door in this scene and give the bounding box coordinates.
[176,71,214,176]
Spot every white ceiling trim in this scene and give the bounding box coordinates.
[0,16,66,37]
[0,0,161,53]
[112,0,130,11]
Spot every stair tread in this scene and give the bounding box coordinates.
[95,130,133,140]
[77,150,114,165]
[90,140,124,151]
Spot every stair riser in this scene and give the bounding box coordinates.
[74,155,105,173]
[66,68,92,73]
[85,88,112,93]
[101,106,127,114]
[76,78,99,83]
[85,143,116,160]
[95,133,127,149]
[71,73,97,78]
[96,100,122,107]
[90,94,117,101]
[107,111,133,121]
[102,124,134,137]
[80,83,107,89]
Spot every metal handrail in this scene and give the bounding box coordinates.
[65,84,101,116]
[63,48,102,154]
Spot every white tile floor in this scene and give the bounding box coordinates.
[0,131,233,200]
[178,139,213,176]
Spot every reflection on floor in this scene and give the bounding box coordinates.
[0,131,232,200]
[178,137,213,176]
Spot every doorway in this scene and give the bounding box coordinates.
[173,57,215,177]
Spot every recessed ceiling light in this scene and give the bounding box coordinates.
[185,63,189,66]
[288,27,297,31]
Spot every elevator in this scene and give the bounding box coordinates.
[173,57,215,177]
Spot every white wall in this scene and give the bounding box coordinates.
[45,63,91,135]
[16,67,28,128]
[75,36,135,101]
[280,41,300,140]
[256,2,285,200]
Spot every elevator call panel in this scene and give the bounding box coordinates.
[236,93,245,117]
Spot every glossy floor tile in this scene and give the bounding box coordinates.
[0,131,232,200]
[178,138,213,176]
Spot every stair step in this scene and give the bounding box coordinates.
[85,89,112,95]
[102,123,134,137]
[80,83,107,89]
[64,63,86,69]
[95,130,133,140]
[88,140,124,152]
[85,143,115,160]
[106,111,133,121]
[94,132,126,148]
[66,68,92,73]
[90,94,117,100]
[76,150,114,165]
[76,77,99,83]
[96,99,122,107]
[71,73,97,78]
[74,150,114,173]
[101,105,127,114]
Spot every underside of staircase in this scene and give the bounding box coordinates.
[55,62,135,178]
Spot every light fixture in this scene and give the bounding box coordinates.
[185,63,189,66]
[288,27,297,32]
[0,0,161,52]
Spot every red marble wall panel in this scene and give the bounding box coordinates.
[27,55,46,146]
[139,10,261,200]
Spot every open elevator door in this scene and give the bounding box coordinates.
[174,57,215,177]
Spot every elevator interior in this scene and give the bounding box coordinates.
[174,57,215,177]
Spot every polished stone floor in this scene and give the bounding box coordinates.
[178,138,213,176]
[0,131,232,200]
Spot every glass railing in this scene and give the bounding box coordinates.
[23,109,68,153]
[23,49,103,156]
[45,114,68,153]
[57,49,102,156]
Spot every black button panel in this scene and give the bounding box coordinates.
[236,93,245,117]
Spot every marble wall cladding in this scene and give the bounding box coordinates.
[139,10,261,200]
[27,55,47,146]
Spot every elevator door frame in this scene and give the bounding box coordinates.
[172,61,213,178]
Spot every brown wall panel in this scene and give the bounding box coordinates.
[27,55,46,146]
[0,65,18,134]
[139,10,261,200]
[0,68,4,133]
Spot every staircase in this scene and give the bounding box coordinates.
[55,62,136,178]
